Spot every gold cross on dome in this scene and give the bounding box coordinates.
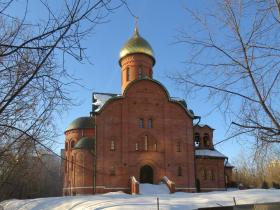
[134,16,140,36]
[135,16,139,30]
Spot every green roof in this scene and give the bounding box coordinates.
[65,117,94,132]
[74,137,95,150]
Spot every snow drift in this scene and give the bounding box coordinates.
[1,189,280,210]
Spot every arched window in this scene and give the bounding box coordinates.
[110,141,115,151]
[65,157,67,172]
[225,175,228,185]
[135,142,139,151]
[71,156,74,171]
[211,170,215,181]
[203,133,210,147]
[126,67,130,81]
[148,119,153,128]
[194,133,200,147]
[139,118,144,128]
[176,142,181,152]
[65,142,68,151]
[138,65,142,79]
[203,169,207,180]
[208,170,212,180]
[154,143,157,151]
[144,135,148,151]
[110,166,116,176]
[70,141,75,149]
[178,166,182,176]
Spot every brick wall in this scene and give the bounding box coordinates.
[63,128,95,195]
[95,79,196,193]
[120,54,153,94]
[195,157,225,191]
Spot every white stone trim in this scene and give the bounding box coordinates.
[95,186,105,188]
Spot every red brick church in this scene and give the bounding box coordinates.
[63,27,233,195]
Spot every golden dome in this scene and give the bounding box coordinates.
[119,28,155,65]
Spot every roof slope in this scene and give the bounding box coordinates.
[195,149,227,158]
[65,117,94,132]
[74,137,95,150]
[92,85,190,114]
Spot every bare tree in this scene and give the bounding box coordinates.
[171,0,280,148]
[233,145,280,188]
[0,151,63,200]
[0,0,123,199]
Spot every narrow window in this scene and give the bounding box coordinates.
[65,142,68,151]
[194,133,200,147]
[65,157,67,172]
[135,143,139,151]
[178,166,182,176]
[208,170,212,180]
[138,65,142,79]
[110,141,115,151]
[148,119,153,128]
[203,133,210,147]
[126,67,130,81]
[225,175,228,185]
[176,142,181,152]
[154,143,157,151]
[110,167,116,176]
[71,156,74,171]
[203,169,207,180]
[211,170,215,181]
[144,135,148,151]
[139,118,144,128]
[71,141,75,149]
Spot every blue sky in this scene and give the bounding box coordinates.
[8,0,249,161]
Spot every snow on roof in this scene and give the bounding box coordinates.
[195,149,227,158]
[225,162,234,168]
[92,92,120,112]
[1,189,280,210]
[194,124,214,130]
[171,97,188,108]
[170,97,182,101]
[92,93,188,112]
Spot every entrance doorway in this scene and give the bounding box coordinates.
[196,179,201,192]
[140,165,153,184]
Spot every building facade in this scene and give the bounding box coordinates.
[63,28,233,195]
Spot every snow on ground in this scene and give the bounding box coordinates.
[139,183,170,194]
[1,189,280,210]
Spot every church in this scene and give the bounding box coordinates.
[63,27,233,195]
